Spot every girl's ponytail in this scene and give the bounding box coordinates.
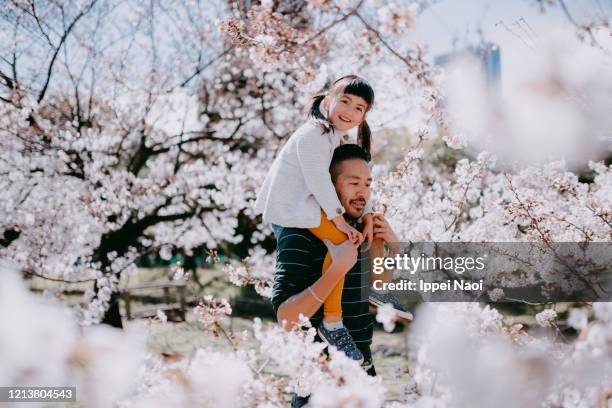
[357,119,372,161]
[308,94,334,133]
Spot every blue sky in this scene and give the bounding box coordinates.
[412,0,611,53]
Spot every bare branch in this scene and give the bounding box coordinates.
[37,0,99,103]
[557,0,612,57]
[178,45,236,89]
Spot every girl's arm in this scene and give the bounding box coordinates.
[295,130,345,220]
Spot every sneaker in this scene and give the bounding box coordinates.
[368,290,414,322]
[317,324,364,363]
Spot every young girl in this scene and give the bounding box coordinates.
[255,75,379,362]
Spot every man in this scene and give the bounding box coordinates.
[270,144,407,407]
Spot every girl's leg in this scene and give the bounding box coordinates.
[308,210,347,322]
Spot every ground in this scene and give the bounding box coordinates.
[140,312,413,404]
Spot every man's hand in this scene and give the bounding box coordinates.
[323,238,359,273]
[361,213,374,251]
[372,213,398,244]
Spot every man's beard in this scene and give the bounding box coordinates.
[344,198,365,226]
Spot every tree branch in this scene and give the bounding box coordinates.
[37,0,99,103]
[178,45,236,89]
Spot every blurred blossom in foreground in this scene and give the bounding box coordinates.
[0,261,146,407]
[376,303,397,333]
[406,303,612,407]
[567,308,588,331]
[444,29,612,170]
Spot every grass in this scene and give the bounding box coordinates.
[140,312,413,404]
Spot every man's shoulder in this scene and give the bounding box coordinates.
[276,228,326,268]
[277,227,318,248]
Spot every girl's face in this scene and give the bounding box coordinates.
[324,93,368,132]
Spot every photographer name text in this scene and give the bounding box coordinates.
[372,278,484,293]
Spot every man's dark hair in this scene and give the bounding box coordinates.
[329,144,370,183]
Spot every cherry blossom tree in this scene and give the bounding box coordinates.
[0,0,328,327]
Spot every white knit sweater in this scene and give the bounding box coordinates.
[255,109,373,228]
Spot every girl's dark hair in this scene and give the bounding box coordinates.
[308,75,375,159]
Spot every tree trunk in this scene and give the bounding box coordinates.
[93,203,201,327]
[101,291,123,328]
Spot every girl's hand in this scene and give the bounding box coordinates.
[332,215,363,245]
[361,213,374,251]
[373,214,398,244]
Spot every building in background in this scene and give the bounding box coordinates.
[434,42,501,91]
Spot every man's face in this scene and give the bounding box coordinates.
[333,158,372,219]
